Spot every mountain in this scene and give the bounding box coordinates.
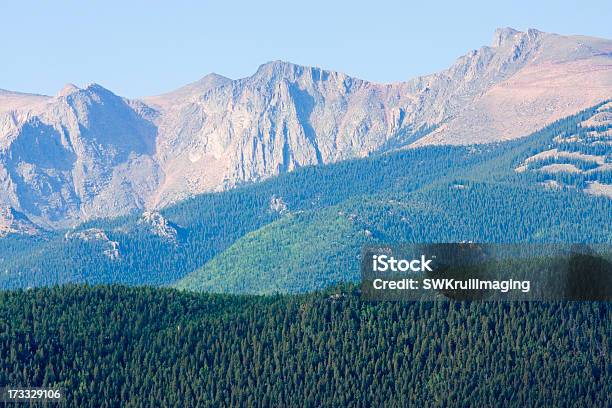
[0,28,611,228]
[0,84,161,228]
[414,28,612,145]
[175,103,612,294]
[1,102,610,290]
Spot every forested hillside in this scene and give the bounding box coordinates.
[1,285,609,407]
[176,181,612,294]
[0,102,610,291]
[0,144,487,289]
[177,102,612,293]
[515,101,612,191]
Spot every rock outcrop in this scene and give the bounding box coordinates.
[64,228,120,260]
[0,206,41,237]
[137,211,181,243]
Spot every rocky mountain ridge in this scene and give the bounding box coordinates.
[1,28,611,231]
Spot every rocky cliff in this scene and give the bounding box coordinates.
[1,28,610,230]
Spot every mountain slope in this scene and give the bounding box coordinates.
[0,28,611,228]
[176,181,612,294]
[175,208,369,294]
[148,28,612,206]
[175,103,612,294]
[1,102,609,290]
[415,28,612,145]
[0,206,41,237]
[0,89,49,114]
[0,84,161,228]
[0,141,485,289]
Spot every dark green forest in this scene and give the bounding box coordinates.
[1,285,610,407]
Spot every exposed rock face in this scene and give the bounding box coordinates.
[1,28,611,228]
[0,206,41,237]
[414,28,612,145]
[0,89,48,115]
[64,228,120,259]
[146,63,397,206]
[0,84,162,228]
[142,28,612,206]
[138,211,181,243]
[269,195,288,214]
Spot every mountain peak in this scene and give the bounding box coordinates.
[57,83,81,97]
[492,27,521,47]
[201,72,230,81]
[142,73,232,106]
[253,60,304,79]
[256,59,288,69]
[187,73,231,90]
[250,60,355,87]
[492,27,547,48]
[56,83,114,99]
[83,83,113,94]
[259,60,295,69]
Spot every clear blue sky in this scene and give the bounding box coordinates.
[2,1,611,97]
